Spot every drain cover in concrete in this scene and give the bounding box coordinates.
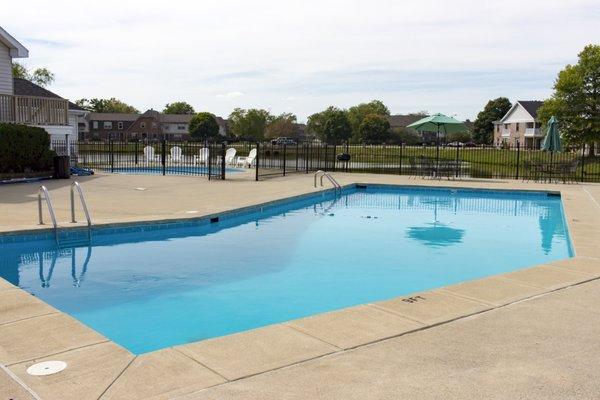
[26,361,67,376]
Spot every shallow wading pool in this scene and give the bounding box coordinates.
[0,185,573,354]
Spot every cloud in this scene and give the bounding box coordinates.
[2,0,599,121]
[217,91,245,99]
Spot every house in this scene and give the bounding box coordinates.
[493,101,544,149]
[84,110,228,141]
[0,26,78,140]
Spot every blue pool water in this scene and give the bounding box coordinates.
[104,166,244,175]
[0,186,572,354]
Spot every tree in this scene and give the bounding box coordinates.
[388,127,421,145]
[189,112,220,141]
[265,113,297,139]
[446,131,473,143]
[163,102,195,114]
[473,97,511,144]
[307,107,351,144]
[537,44,600,152]
[75,98,139,113]
[348,100,390,141]
[357,114,391,144]
[228,108,272,140]
[11,62,55,87]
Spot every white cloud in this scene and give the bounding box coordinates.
[3,0,599,121]
[217,91,245,99]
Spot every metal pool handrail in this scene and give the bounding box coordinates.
[38,185,58,242]
[70,182,92,226]
[314,170,341,194]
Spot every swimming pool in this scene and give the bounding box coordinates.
[104,166,245,175]
[0,185,573,354]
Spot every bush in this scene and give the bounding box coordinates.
[0,123,55,173]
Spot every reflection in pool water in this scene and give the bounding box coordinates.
[0,186,573,353]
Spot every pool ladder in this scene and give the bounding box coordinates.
[38,182,92,247]
[314,170,342,195]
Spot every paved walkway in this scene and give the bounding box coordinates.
[1,173,599,399]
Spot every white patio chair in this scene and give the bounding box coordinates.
[170,146,183,163]
[236,148,257,168]
[225,148,237,165]
[143,146,160,163]
[193,147,209,165]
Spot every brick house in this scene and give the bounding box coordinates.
[84,109,228,141]
[493,101,544,149]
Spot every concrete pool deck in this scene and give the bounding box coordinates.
[1,173,599,399]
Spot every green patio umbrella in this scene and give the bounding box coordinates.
[541,116,562,152]
[407,113,469,175]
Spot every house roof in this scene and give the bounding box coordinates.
[0,26,28,58]
[387,114,426,128]
[88,112,141,121]
[13,78,85,111]
[518,101,544,119]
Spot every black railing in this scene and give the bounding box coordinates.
[64,139,226,179]
[53,138,600,183]
[252,141,600,183]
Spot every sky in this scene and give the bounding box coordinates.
[3,0,599,122]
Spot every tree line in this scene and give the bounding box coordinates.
[16,43,598,148]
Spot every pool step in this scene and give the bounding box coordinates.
[56,230,91,248]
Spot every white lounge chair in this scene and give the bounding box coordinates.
[143,146,161,163]
[194,147,209,165]
[170,146,183,163]
[224,148,237,165]
[236,148,257,168]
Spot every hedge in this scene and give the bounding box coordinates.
[0,123,55,173]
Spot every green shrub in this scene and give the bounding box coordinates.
[0,123,55,173]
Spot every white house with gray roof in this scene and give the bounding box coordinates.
[493,101,545,149]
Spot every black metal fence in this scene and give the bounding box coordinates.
[60,139,226,179]
[251,141,600,183]
[52,138,600,183]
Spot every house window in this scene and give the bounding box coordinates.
[526,122,534,129]
[103,121,113,129]
[118,122,124,130]
[152,122,157,128]
[504,124,508,129]
[178,124,186,130]
[92,121,98,129]
[141,133,147,139]
[140,122,146,128]
[515,123,519,132]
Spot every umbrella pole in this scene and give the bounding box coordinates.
[435,125,440,178]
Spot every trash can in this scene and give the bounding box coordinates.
[53,155,70,179]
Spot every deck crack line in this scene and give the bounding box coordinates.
[6,339,110,367]
[0,362,43,400]
[96,355,137,400]
[282,324,343,350]
[178,275,600,397]
[582,186,600,210]
[172,347,230,382]
[0,311,59,327]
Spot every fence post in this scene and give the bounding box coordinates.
[295,142,299,171]
[306,142,310,173]
[455,143,460,178]
[323,144,328,171]
[282,144,287,176]
[161,139,166,176]
[332,144,337,172]
[398,142,403,175]
[580,144,586,182]
[221,142,226,180]
[109,134,114,173]
[255,142,260,181]
[345,142,350,173]
[134,140,139,165]
[515,141,520,180]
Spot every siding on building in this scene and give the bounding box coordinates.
[0,43,13,95]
